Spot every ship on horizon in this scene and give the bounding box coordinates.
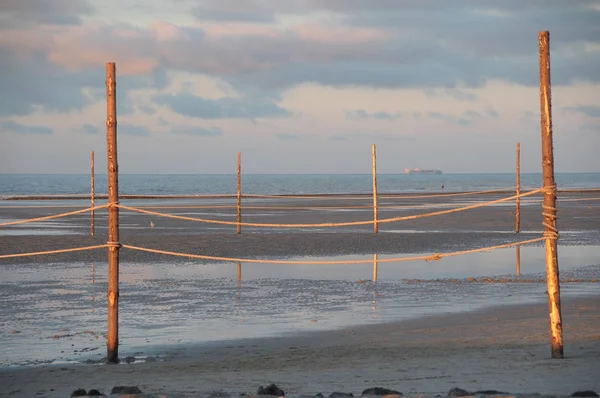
[404,168,443,174]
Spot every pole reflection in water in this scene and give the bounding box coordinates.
[91,262,95,313]
[235,262,243,315]
[373,253,378,282]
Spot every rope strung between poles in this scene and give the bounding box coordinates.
[121,237,546,265]
[0,244,109,259]
[243,186,519,200]
[116,188,544,228]
[0,204,110,227]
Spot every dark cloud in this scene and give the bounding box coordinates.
[0,120,53,134]
[346,110,403,121]
[0,48,170,117]
[153,93,290,119]
[190,0,275,22]
[0,0,94,26]
[171,127,223,137]
[564,105,600,118]
[0,50,99,116]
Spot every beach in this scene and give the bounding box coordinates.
[1,193,599,396]
[0,296,599,397]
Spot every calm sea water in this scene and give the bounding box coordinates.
[1,173,599,197]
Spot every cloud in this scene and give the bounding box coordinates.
[424,110,488,126]
[81,124,99,134]
[153,93,290,119]
[0,0,94,26]
[171,127,223,137]
[0,120,53,135]
[119,123,150,136]
[444,88,478,102]
[346,110,403,121]
[277,133,300,140]
[0,1,598,107]
[486,108,500,118]
[563,105,600,118]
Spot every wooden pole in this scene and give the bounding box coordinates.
[372,144,378,234]
[106,62,120,364]
[237,262,242,281]
[516,143,521,233]
[516,246,521,276]
[91,150,95,236]
[237,152,242,234]
[538,30,563,359]
[373,253,378,282]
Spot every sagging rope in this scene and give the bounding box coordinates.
[121,236,547,265]
[0,244,109,259]
[0,204,109,227]
[116,188,544,228]
[243,186,518,200]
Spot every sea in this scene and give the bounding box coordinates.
[1,172,600,197]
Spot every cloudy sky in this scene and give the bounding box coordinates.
[1,0,599,174]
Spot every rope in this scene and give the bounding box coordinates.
[0,204,109,227]
[243,186,518,200]
[121,237,546,265]
[116,188,544,228]
[540,185,559,240]
[0,244,109,259]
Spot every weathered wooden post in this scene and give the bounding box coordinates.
[237,262,242,281]
[538,30,563,359]
[106,62,121,364]
[373,253,378,282]
[516,142,521,233]
[91,150,95,236]
[372,144,378,234]
[237,152,242,234]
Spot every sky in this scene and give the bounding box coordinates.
[0,0,599,174]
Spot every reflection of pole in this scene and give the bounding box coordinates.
[539,31,563,359]
[372,144,378,234]
[237,152,242,234]
[91,150,95,236]
[516,143,521,233]
[92,262,95,284]
[515,246,521,276]
[373,253,378,282]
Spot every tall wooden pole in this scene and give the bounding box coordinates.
[91,150,95,236]
[516,246,521,276]
[106,62,120,364]
[538,31,563,359]
[516,143,521,233]
[237,152,242,234]
[372,144,378,234]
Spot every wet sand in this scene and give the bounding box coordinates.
[0,295,599,397]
